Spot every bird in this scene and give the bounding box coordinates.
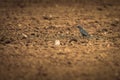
[77,25,90,38]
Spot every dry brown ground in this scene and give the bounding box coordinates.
[0,0,120,80]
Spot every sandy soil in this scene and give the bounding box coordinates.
[0,0,120,80]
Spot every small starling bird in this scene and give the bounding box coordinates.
[77,25,90,38]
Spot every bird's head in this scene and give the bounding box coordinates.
[76,25,83,29]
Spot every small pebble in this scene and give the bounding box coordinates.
[18,24,22,27]
[55,40,60,46]
[22,33,28,39]
[43,14,53,20]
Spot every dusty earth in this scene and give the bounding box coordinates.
[0,0,120,80]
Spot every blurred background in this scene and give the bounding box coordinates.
[0,0,120,80]
[0,0,120,7]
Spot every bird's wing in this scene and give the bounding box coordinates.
[80,29,89,36]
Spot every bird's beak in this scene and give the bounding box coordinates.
[76,26,79,28]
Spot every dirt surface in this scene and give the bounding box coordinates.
[0,0,120,80]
